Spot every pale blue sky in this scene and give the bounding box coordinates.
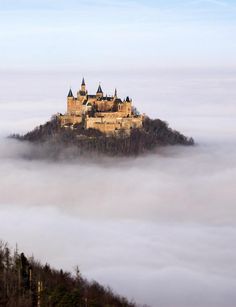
[0,0,236,70]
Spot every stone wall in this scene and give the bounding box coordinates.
[59,114,82,126]
[85,115,143,134]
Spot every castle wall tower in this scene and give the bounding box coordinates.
[122,96,132,117]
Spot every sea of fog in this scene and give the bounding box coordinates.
[0,69,236,307]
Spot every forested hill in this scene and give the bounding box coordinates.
[0,242,138,307]
[12,115,194,157]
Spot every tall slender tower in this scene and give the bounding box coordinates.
[114,88,117,99]
[81,77,86,92]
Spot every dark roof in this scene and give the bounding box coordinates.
[126,96,130,102]
[102,97,113,101]
[67,89,73,98]
[115,98,122,103]
[82,78,85,86]
[97,84,103,94]
[88,95,96,98]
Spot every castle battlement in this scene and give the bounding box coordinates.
[59,78,143,134]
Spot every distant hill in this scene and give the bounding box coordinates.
[12,115,194,157]
[0,241,138,307]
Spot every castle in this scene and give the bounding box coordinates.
[59,78,143,135]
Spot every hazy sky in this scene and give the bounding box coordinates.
[0,0,236,70]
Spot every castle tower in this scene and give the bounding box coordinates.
[96,84,103,99]
[78,77,88,100]
[81,77,86,92]
[122,96,132,117]
[67,88,74,114]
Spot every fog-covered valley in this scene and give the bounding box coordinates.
[0,69,236,306]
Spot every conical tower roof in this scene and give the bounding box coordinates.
[82,78,85,86]
[67,88,74,97]
[97,84,103,94]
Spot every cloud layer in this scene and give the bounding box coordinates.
[0,69,236,306]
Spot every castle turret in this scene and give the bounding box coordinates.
[78,78,88,100]
[67,88,73,98]
[96,84,103,99]
[81,77,86,92]
[67,88,74,114]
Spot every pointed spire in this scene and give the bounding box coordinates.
[97,83,103,94]
[82,77,85,86]
[67,88,73,98]
[114,88,117,97]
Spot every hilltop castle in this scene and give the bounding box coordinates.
[59,78,143,134]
